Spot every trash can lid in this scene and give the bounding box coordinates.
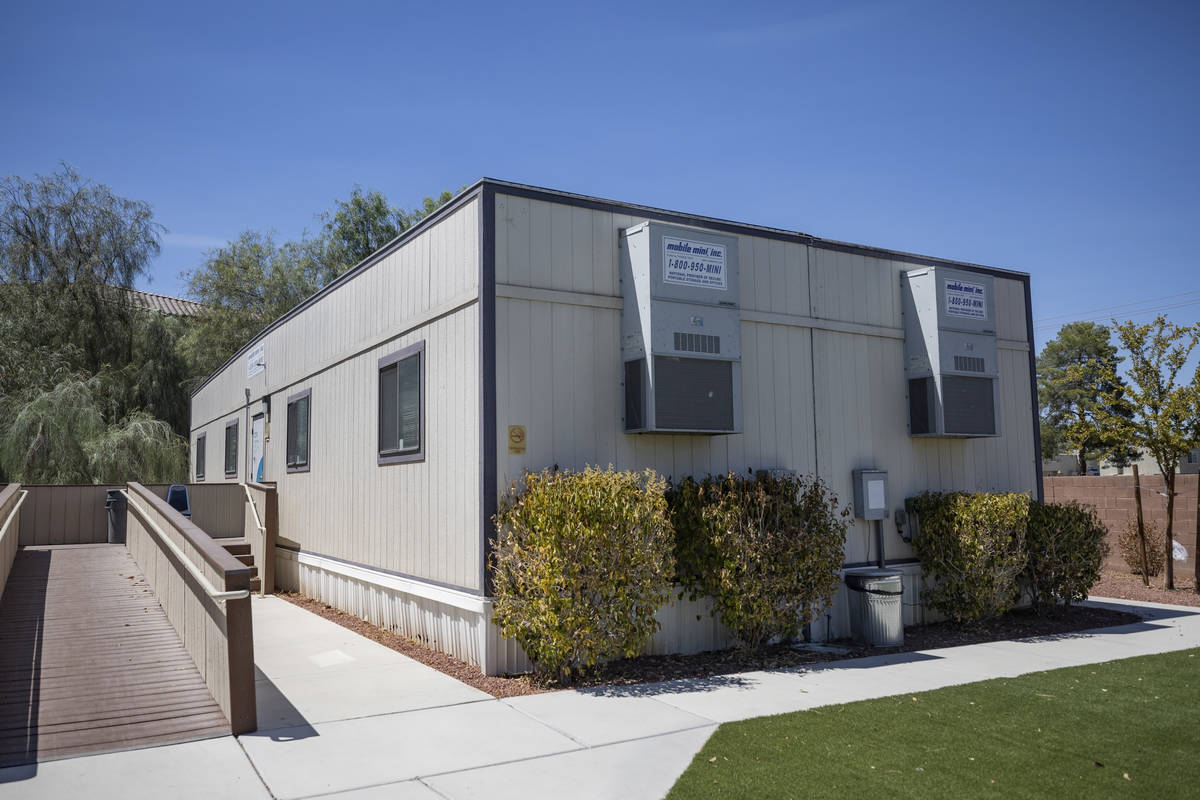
[844,568,903,590]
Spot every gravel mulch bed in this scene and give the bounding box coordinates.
[276,590,1141,699]
[1092,568,1200,608]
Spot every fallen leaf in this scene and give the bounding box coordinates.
[1124,773,1131,781]
[1094,761,1104,768]
[708,757,717,763]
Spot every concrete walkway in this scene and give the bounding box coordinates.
[2,594,1197,799]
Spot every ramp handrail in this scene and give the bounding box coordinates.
[121,490,249,601]
[240,482,266,536]
[0,490,28,541]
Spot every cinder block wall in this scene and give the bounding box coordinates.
[1045,475,1198,573]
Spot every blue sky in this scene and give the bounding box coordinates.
[2,0,1197,350]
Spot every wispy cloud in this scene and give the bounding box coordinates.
[163,232,229,250]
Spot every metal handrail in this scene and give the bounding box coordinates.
[121,490,250,601]
[240,483,267,537]
[0,490,28,542]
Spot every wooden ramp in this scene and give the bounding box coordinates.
[0,544,230,767]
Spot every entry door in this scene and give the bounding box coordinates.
[250,413,265,482]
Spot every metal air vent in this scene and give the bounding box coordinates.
[673,332,721,355]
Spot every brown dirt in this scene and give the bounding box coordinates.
[276,590,1143,698]
[1092,568,1200,608]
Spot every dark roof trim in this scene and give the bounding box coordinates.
[190,182,488,397]
[483,178,1031,281]
[192,177,1029,397]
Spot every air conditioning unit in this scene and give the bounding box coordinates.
[619,221,741,434]
[901,267,999,437]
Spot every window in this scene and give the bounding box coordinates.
[378,341,424,464]
[195,433,206,481]
[224,419,239,477]
[286,389,311,472]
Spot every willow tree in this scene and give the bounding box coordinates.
[1096,316,1200,591]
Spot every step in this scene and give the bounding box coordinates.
[249,578,261,593]
[234,553,255,568]
[217,539,251,557]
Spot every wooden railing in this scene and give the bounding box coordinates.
[0,484,27,599]
[122,482,257,734]
[17,485,110,545]
[241,482,278,595]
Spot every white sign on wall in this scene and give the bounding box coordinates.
[944,279,987,320]
[247,343,265,379]
[663,235,728,290]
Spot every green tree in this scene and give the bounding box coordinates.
[320,185,457,275]
[0,166,189,483]
[178,231,329,380]
[0,166,162,375]
[182,186,459,381]
[1037,321,1134,474]
[1096,316,1200,591]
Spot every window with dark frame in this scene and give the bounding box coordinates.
[224,419,239,477]
[378,341,424,464]
[196,433,206,480]
[286,389,311,472]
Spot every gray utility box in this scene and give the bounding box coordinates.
[901,267,1000,437]
[619,221,741,434]
[852,468,889,520]
[844,568,904,647]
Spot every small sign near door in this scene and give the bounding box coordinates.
[507,425,526,455]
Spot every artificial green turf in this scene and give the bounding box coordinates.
[667,648,1198,799]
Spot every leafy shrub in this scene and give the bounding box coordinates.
[911,492,1029,623]
[666,475,720,600]
[671,471,850,650]
[1024,501,1109,610]
[491,466,674,682]
[1118,519,1165,577]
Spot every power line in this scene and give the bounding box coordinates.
[1034,288,1200,325]
[1034,298,1200,331]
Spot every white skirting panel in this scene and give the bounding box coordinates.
[275,548,493,671]
[277,550,934,675]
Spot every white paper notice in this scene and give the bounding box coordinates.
[867,479,885,510]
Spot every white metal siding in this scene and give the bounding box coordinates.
[190,197,483,591]
[494,191,1037,558]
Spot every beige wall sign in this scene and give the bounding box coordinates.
[507,425,526,454]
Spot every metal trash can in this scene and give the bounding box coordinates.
[844,568,904,647]
[105,488,127,544]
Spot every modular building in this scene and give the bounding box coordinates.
[189,179,1041,674]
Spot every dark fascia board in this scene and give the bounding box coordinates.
[481,178,1032,281]
[190,176,1030,399]
[189,183,489,399]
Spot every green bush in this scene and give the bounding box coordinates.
[1024,501,1109,611]
[1118,518,1165,577]
[490,466,674,682]
[911,492,1029,623]
[666,475,720,600]
[671,471,850,650]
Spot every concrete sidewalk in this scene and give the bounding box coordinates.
[3,594,1197,799]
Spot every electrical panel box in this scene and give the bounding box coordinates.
[901,267,1000,437]
[620,221,741,434]
[852,468,889,520]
